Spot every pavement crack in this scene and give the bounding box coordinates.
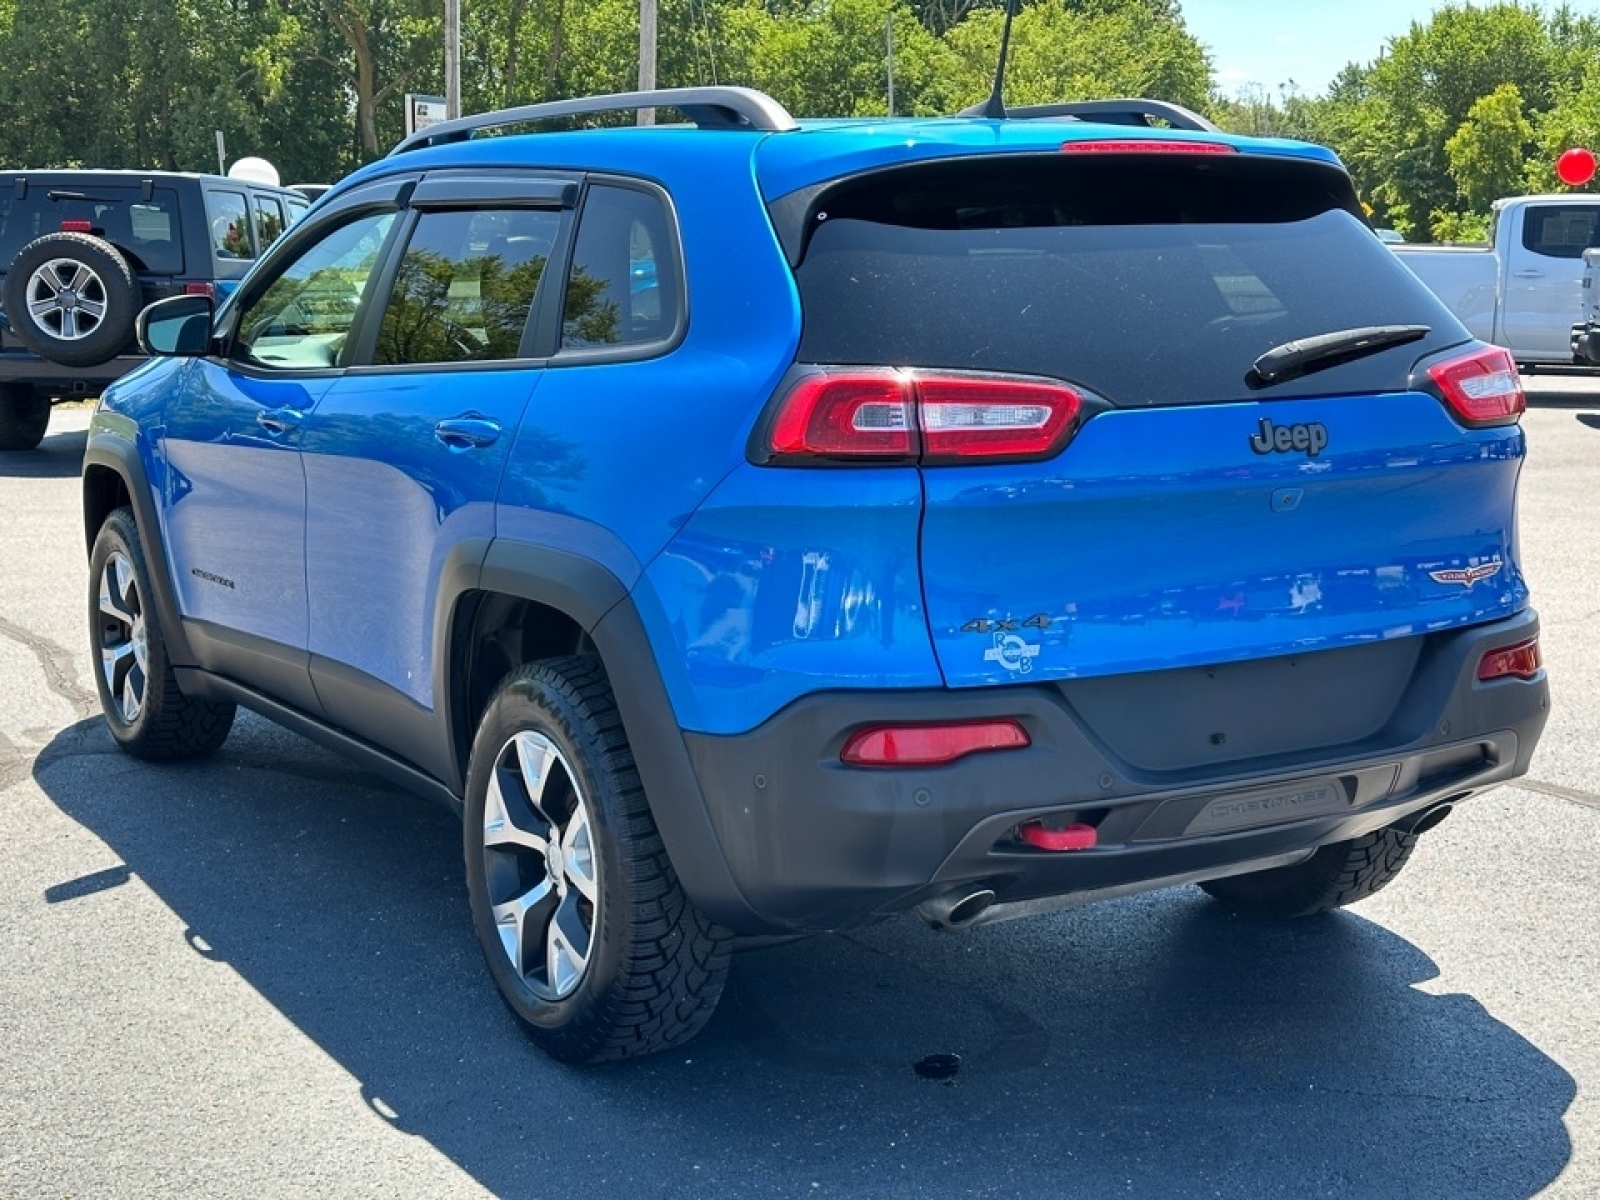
[1518,778,1600,811]
[0,614,98,719]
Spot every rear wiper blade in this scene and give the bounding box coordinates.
[1247,324,1430,388]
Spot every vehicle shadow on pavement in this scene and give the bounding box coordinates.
[34,715,1575,1200]
[0,425,87,479]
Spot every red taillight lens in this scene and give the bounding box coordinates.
[59,219,94,233]
[918,375,1081,462]
[184,282,215,298]
[1477,637,1542,682]
[1061,140,1236,155]
[840,720,1031,767]
[763,369,1083,465]
[1427,346,1525,427]
[767,371,914,459]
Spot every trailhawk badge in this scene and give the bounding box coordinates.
[1428,560,1503,589]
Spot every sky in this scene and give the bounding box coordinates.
[1180,0,1465,99]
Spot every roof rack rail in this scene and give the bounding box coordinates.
[1003,99,1219,133]
[390,86,798,155]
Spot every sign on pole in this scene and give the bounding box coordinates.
[405,94,449,138]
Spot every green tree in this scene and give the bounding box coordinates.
[1445,83,1535,212]
[930,0,1209,114]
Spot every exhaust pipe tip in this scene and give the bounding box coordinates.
[916,888,996,932]
[1408,802,1454,836]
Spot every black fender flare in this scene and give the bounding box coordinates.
[82,427,195,667]
[451,540,761,930]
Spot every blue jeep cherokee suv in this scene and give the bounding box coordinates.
[82,87,1549,1064]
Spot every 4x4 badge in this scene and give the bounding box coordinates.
[1429,561,1502,589]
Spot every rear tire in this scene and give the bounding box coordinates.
[1199,826,1418,917]
[89,507,236,760]
[0,385,50,451]
[463,656,731,1064]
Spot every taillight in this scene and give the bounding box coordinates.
[184,282,216,298]
[840,720,1031,768]
[767,370,913,458]
[1061,140,1236,155]
[918,375,1080,462]
[1426,346,1525,427]
[1477,636,1541,682]
[59,219,94,233]
[759,368,1084,465]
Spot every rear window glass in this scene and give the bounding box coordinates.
[207,190,254,260]
[793,156,1467,406]
[0,184,183,273]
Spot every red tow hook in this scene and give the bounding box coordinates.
[1018,821,1098,851]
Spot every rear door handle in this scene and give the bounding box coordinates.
[256,407,303,435]
[434,415,503,450]
[1512,269,1543,278]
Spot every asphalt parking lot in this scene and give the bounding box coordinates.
[1,388,1597,1198]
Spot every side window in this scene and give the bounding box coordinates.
[372,207,558,366]
[286,199,310,226]
[561,184,679,350]
[1521,205,1600,260]
[234,210,396,370]
[253,195,288,252]
[206,190,254,260]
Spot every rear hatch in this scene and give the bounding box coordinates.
[776,148,1528,705]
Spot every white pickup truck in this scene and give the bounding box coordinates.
[1391,193,1600,368]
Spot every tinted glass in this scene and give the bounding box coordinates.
[561,184,678,349]
[372,208,557,366]
[0,184,183,273]
[206,190,254,260]
[1520,204,1600,260]
[253,194,288,252]
[793,155,1468,406]
[235,211,395,370]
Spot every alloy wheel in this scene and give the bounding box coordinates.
[97,550,147,723]
[27,258,108,340]
[482,730,600,1001]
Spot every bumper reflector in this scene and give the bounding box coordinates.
[1477,636,1542,681]
[840,719,1030,767]
[1018,821,1098,851]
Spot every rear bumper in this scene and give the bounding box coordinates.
[0,350,146,396]
[676,609,1548,934]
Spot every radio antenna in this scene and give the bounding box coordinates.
[964,0,1019,119]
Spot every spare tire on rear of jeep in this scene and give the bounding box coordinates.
[2,232,139,368]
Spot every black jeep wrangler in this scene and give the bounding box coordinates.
[0,170,310,450]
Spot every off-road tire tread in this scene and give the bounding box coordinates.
[1199,827,1418,917]
[92,508,235,761]
[0,385,50,451]
[476,656,732,1064]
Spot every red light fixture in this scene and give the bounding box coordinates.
[1018,821,1098,851]
[1061,139,1235,156]
[1426,346,1525,427]
[762,369,1084,465]
[1477,637,1542,682]
[59,219,94,233]
[840,720,1031,768]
